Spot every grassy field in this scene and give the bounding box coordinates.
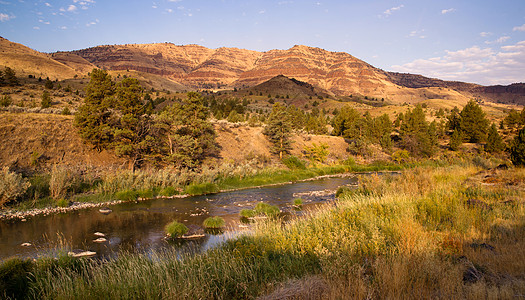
[2,159,523,299]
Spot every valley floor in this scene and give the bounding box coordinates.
[2,159,524,299]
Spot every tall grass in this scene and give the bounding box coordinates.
[5,162,524,299]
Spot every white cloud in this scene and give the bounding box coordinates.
[480,32,492,37]
[391,41,525,85]
[86,19,99,26]
[441,8,455,14]
[60,26,67,29]
[168,0,182,2]
[67,5,77,12]
[408,29,425,39]
[513,24,525,32]
[259,10,266,14]
[0,13,14,22]
[152,5,157,8]
[33,26,40,30]
[166,8,173,13]
[485,36,510,44]
[382,5,404,16]
[44,2,51,7]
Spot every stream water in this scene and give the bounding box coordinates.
[0,176,358,260]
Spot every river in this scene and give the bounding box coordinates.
[0,175,358,260]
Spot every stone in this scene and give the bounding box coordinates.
[21,242,32,247]
[68,250,97,258]
[94,232,106,237]
[93,237,107,243]
[98,207,112,214]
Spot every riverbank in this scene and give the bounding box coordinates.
[0,161,406,221]
[3,162,523,299]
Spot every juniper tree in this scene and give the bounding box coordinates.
[264,103,293,159]
[484,123,505,153]
[399,105,437,157]
[41,90,51,108]
[511,126,525,166]
[459,100,489,143]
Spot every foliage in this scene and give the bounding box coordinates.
[0,167,31,207]
[510,126,525,166]
[185,182,219,195]
[74,69,116,151]
[227,110,243,123]
[2,67,18,86]
[0,257,34,299]
[293,198,303,206]
[459,100,489,143]
[446,106,461,131]
[503,108,525,130]
[240,209,256,218]
[203,216,226,229]
[49,164,72,199]
[449,128,462,151]
[154,92,219,169]
[303,142,329,163]
[44,79,54,89]
[282,155,306,170]
[264,103,293,159]
[41,90,52,108]
[399,105,437,157]
[391,149,410,164]
[485,123,505,153]
[55,198,69,207]
[164,221,188,238]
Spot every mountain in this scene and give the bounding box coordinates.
[0,37,523,105]
[245,74,332,98]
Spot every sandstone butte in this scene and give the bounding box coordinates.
[1,36,524,105]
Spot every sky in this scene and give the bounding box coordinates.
[1,0,525,86]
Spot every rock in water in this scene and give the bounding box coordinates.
[21,242,32,247]
[98,207,112,214]
[94,232,106,237]
[93,237,107,243]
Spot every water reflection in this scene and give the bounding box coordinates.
[0,176,357,260]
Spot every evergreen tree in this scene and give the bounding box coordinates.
[74,69,115,151]
[510,126,525,166]
[264,103,293,159]
[331,106,362,139]
[449,128,462,151]
[41,90,51,108]
[399,105,437,157]
[485,123,505,153]
[446,106,461,131]
[111,78,152,171]
[3,67,18,86]
[155,92,219,169]
[459,100,489,142]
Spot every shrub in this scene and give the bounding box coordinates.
[0,257,34,299]
[0,167,31,207]
[293,198,303,206]
[282,156,306,170]
[203,216,226,229]
[0,95,12,107]
[159,186,180,197]
[61,106,71,115]
[55,198,69,207]
[510,127,525,166]
[49,164,71,199]
[391,150,410,164]
[164,221,188,238]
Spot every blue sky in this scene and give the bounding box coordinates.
[1,0,524,85]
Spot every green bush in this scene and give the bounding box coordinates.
[159,186,179,197]
[0,257,34,299]
[164,221,188,239]
[282,156,306,170]
[203,216,226,229]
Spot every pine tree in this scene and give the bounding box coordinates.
[446,106,461,131]
[3,67,18,86]
[459,100,489,142]
[510,127,525,166]
[264,103,293,159]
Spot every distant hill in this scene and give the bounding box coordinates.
[245,75,332,99]
[0,37,523,106]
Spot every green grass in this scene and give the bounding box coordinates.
[203,216,225,229]
[164,221,188,239]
